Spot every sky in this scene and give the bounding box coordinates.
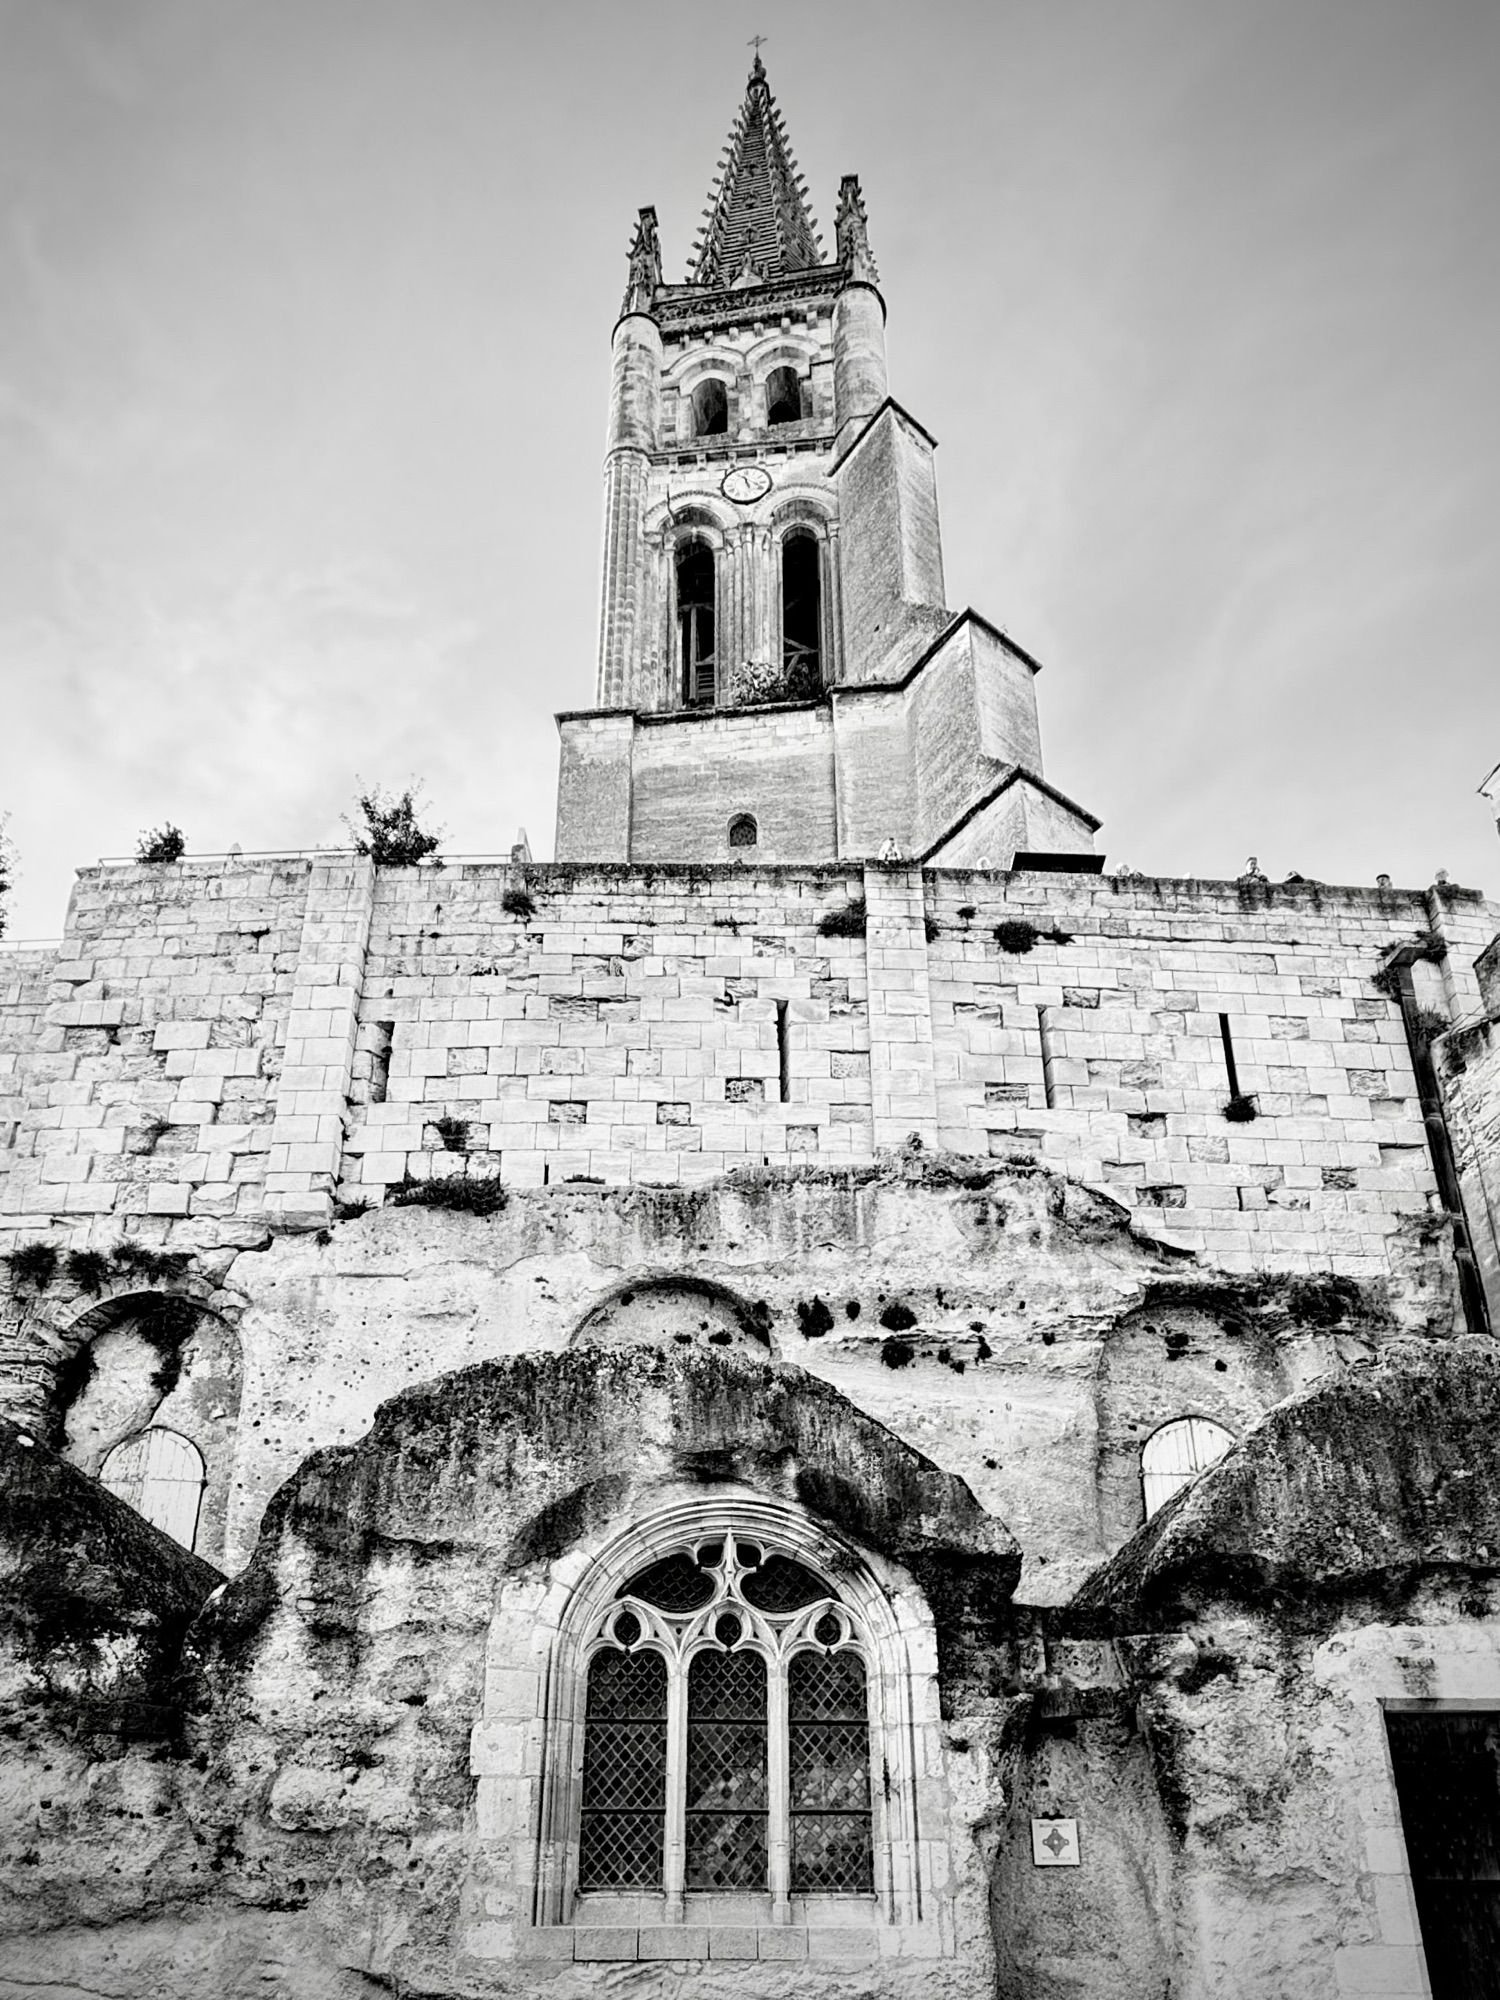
[1,0,1497,939]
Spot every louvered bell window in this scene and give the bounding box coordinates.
[574,1531,874,1908]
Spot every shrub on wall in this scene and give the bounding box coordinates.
[345,782,443,867]
[136,824,186,864]
[386,1172,508,1216]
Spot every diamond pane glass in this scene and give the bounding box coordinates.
[788,1650,873,1892]
[790,1810,874,1893]
[579,1648,667,1889]
[740,1555,829,1613]
[686,1650,767,1888]
[620,1551,715,1612]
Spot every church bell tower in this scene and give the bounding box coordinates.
[555,56,1099,871]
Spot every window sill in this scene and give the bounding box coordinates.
[520,1920,947,1963]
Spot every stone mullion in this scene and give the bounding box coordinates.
[766,1650,792,1921]
[662,1659,688,1920]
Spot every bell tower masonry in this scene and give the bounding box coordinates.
[556,56,1100,871]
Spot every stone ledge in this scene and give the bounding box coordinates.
[517,1923,942,1961]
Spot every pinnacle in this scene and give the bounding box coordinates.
[689,60,823,288]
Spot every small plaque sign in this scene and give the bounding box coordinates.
[1031,1817,1081,1867]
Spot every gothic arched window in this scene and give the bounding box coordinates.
[676,541,717,707]
[1141,1415,1234,1520]
[765,366,801,426]
[578,1532,874,1908]
[781,530,822,696]
[728,813,758,850]
[101,1426,206,1551]
[691,378,729,437]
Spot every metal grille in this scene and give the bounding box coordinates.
[686,1650,767,1888]
[579,1649,667,1889]
[100,1427,205,1552]
[1141,1416,1234,1520]
[620,1551,715,1613]
[788,1651,873,1892]
[741,1555,828,1613]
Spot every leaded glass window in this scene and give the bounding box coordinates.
[574,1531,875,1915]
[789,1649,874,1892]
[686,1647,768,1888]
[579,1646,667,1889]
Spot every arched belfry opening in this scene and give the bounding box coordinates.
[765,365,801,425]
[781,530,822,695]
[691,378,728,437]
[676,542,717,707]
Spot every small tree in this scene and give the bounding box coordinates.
[0,814,15,941]
[136,823,187,863]
[345,782,443,868]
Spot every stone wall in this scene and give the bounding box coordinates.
[0,947,57,1215]
[2,860,1495,1326]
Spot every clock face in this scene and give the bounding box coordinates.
[721,464,772,505]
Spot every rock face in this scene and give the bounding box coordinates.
[4,1337,1500,1998]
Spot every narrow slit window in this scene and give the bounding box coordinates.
[776,1000,791,1103]
[1218,1014,1241,1096]
[1036,1006,1056,1109]
[677,542,717,707]
[780,532,822,696]
[368,1021,394,1106]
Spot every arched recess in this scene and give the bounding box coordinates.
[512,1492,944,1939]
[56,1287,241,1568]
[1094,1302,1285,1549]
[570,1276,774,1359]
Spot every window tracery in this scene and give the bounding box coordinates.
[578,1530,874,1911]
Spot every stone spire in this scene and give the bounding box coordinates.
[689,55,823,287]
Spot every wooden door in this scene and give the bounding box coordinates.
[1385,1711,1500,1998]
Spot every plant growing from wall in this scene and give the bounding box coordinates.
[817,900,867,938]
[63,1249,111,1295]
[1223,1093,1259,1123]
[429,1115,470,1152]
[994,918,1075,954]
[134,1296,203,1397]
[501,888,535,920]
[4,1242,58,1290]
[135,824,186,864]
[344,782,443,868]
[386,1171,507,1216]
[0,812,16,940]
[109,1242,191,1283]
